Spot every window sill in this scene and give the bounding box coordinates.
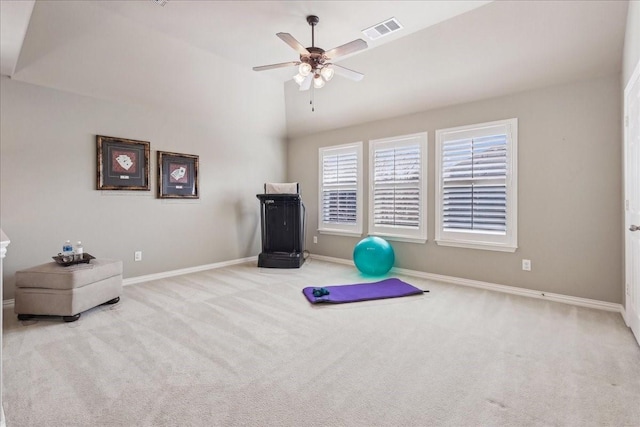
[435,239,517,252]
[369,233,427,244]
[318,229,363,238]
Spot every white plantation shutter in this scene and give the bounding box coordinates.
[369,133,427,241]
[441,134,507,232]
[322,152,357,224]
[436,119,517,252]
[319,142,363,235]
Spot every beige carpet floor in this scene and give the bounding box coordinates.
[3,259,640,426]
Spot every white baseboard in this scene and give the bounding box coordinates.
[309,254,354,266]
[123,256,258,286]
[309,254,624,314]
[2,254,623,315]
[621,305,629,326]
[1,256,259,308]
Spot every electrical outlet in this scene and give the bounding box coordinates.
[522,259,531,271]
[313,236,318,244]
[134,251,142,262]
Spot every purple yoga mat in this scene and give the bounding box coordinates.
[302,278,424,304]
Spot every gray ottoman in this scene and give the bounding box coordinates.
[15,259,122,322]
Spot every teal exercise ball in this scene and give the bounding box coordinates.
[353,236,395,276]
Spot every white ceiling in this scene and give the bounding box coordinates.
[90,0,492,82]
[0,0,34,76]
[0,0,630,138]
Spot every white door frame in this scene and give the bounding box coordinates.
[624,58,640,346]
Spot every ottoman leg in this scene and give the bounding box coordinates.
[63,314,81,323]
[103,296,120,305]
[17,314,34,321]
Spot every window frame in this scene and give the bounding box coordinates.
[435,118,518,252]
[368,132,428,243]
[318,141,363,237]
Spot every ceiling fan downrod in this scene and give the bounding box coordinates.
[307,15,319,48]
[307,15,320,113]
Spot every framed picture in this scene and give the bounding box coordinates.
[97,135,150,190]
[157,151,199,199]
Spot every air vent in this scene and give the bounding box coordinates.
[151,0,168,6]
[362,17,403,41]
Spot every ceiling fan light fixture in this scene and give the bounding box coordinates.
[320,66,335,82]
[293,73,306,85]
[313,75,326,89]
[299,63,312,77]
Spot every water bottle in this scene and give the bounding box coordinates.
[62,240,73,261]
[75,241,84,261]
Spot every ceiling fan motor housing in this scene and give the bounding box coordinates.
[300,47,327,74]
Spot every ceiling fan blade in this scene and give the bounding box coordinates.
[323,39,368,60]
[253,61,300,71]
[332,64,364,82]
[299,74,313,91]
[277,33,310,55]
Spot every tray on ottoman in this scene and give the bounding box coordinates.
[52,253,95,267]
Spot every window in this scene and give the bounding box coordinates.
[435,118,518,252]
[318,142,363,236]
[369,133,427,242]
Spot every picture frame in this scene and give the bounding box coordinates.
[157,151,199,199]
[96,135,150,190]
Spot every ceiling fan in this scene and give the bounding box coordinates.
[253,15,368,91]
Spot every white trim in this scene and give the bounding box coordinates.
[625,56,640,92]
[623,57,640,345]
[2,254,623,315]
[0,230,7,427]
[435,239,517,252]
[318,229,362,238]
[368,132,428,241]
[0,230,9,260]
[309,254,354,266]
[435,118,518,252]
[123,256,258,286]
[621,305,629,326]
[370,233,427,244]
[318,141,364,235]
[308,254,623,313]
[392,266,621,312]
[1,257,259,306]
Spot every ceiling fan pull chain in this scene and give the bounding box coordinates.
[311,87,315,112]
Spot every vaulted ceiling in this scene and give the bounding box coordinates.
[0,0,629,138]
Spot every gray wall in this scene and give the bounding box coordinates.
[288,74,623,303]
[0,76,287,299]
